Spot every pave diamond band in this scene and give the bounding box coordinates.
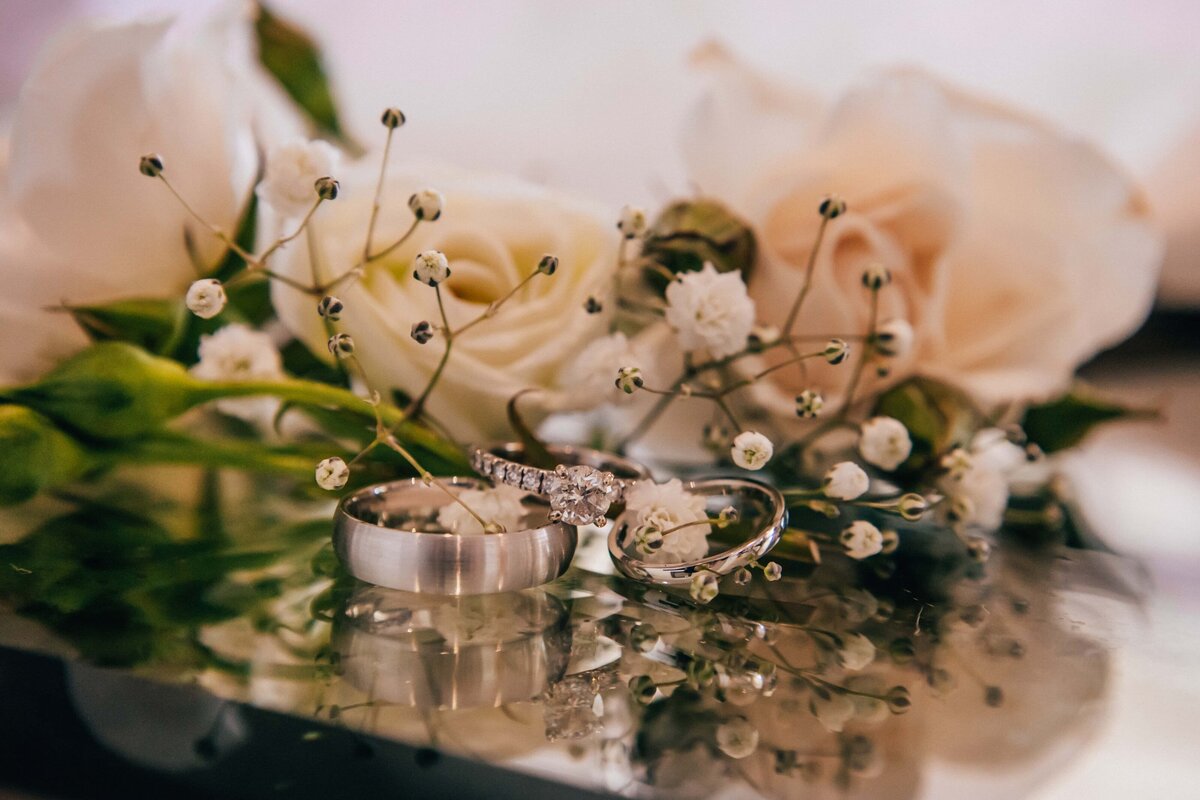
[470,443,654,527]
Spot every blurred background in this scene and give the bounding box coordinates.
[1,2,1197,797]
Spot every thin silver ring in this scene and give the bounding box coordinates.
[607,477,788,586]
[334,477,576,595]
[470,442,653,527]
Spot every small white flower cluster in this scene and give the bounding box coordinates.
[437,484,527,534]
[859,416,912,472]
[624,478,710,564]
[191,323,285,423]
[730,430,773,470]
[259,138,340,219]
[938,428,1025,532]
[664,262,756,359]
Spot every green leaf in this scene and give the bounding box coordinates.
[1021,386,1156,453]
[872,377,982,472]
[63,297,183,353]
[641,198,757,291]
[254,3,358,150]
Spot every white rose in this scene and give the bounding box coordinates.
[684,53,1161,411]
[258,138,340,220]
[664,262,756,359]
[623,478,710,564]
[858,416,912,471]
[0,6,299,382]
[270,162,618,441]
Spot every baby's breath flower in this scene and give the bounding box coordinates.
[861,262,891,290]
[317,295,344,321]
[615,366,644,394]
[716,505,739,527]
[886,685,913,714]
[874,318,914,358]
[715,717,759,760]
[838,633,876,671]
[625,479,710,563]
[896,493,928,521]
[630,622,659,653]
[819,195,847,219]
[407,188,443,221]
[584,296,603,314]
[536,254,559,276]
[138,153,164,177]
[629,674,657,704]
[795,389,824,418]
[859,416,913,471]
[941,447,973,478]
[633,524,664,556]
[880,529,900,554]
[823,337,850,365]
[315,456,349,490]
[327,333,355,359]
[966,536,992,562]
[412,250,450,286]
[690,570,720,604]
[617,205,648,239]
[664,263,755,359]
[410,320,434,345]
[823,461,869,500]
[314,176,340,201]
[747,324,779,351]
[437,484,526,535]
[731,430,773,470]
[185,278,226,319]
[763,561,783,582]
[811,689,855,732]
[733,567,753,586]
[380,107,406,128]
[840,520,884,559]
[259,139,339,218]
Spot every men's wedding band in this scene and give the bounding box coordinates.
[334,477,576,595]
[607,477,788,586]
[470,442,653,527]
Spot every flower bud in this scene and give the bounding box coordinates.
[381,107,406,129]
[629,622,659,653]
[314,176,340,200]
[823,338,850,365]
[733,567,752,586]
[874,319,913,358]
[861,262,891,290]
[716,505,739,527]
[690,570,720,604]
[795,389,824,418]
[327,333,355,359]
[840,520,884,559]
[412,250,451,286]
[886,685,912,714]
[410,320,434,345]
[408,188,443,221]
[317,295,344,321]
[185,278,227,319]
[896,492,928,521]
[139,153,164,177]
[617,205,648,239]
[763,561,783,582]
[984,685,1005,707]
[615,366,644,394]
[315,456,349,490]
[633,525,664,556]
[629,674,657,704]
[9,342,209,439]
[584,296,603,314]
[823,461,869,501]
[880,529,900,555]
[536,254,559,276]
[747,324,779,352]
[819,195,847,219]
[966,536,992,562]
[0,406,96,505]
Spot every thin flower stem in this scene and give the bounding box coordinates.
[259,198,325,263]
[363,124,397,262]
[157,175,256,264]
[364,218,420,264]
[455,269,541,337]
[781,215,831,336]
[835,286,879,420]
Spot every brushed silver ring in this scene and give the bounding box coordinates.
[607,477,788,586]
[470,442,654,527]
[334,477,577,595]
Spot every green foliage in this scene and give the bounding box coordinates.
[0,406,98,504]
[1022,386,1153,453]
[642,198,757,289]
[254,3,357,150]
[872,378,982,472]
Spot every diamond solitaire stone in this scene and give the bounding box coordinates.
[544,465,622,526]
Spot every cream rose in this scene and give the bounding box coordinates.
[683,53,1162,411]
[270,162,619,440]
[0,6,299,383]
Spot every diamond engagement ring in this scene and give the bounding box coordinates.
[607,477,788,585]
[334,477,577,595]
[470,443,654,527]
